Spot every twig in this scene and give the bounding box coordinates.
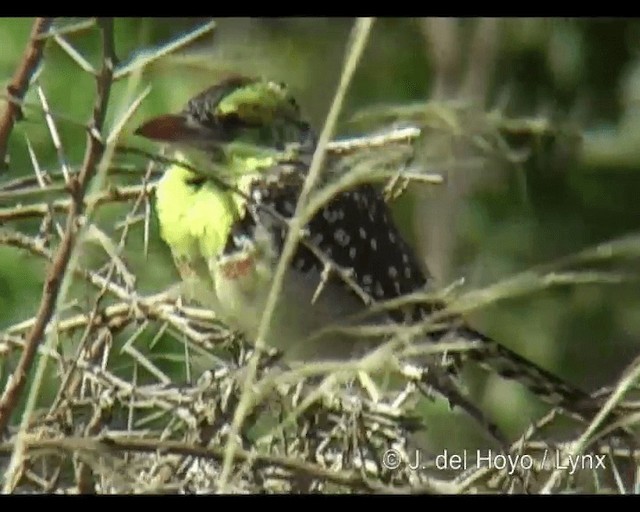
[0,163,159,192]
[0,228,229,353]
[35,18,95,40]
[0,182,156,222]
[113,20,216,81]
[53,33,96,75]
[328,126,422,154]
[0,16,115,458]
[0,17,54,170]
[36,85,72,183]
[541,355,640,493]
[0,435,386,493]
[53,160,159,406]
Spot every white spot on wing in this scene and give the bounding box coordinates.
[322,208,342,223]
[334,228,350,247]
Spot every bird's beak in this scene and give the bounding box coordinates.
[134,114,196,143]
[135,114,226,155]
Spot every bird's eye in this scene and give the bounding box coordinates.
[185,175,206,187]
[220,112,244,128]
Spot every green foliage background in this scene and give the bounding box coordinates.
[1,18,640,449]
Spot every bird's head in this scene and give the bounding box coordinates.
[135,75,315,177]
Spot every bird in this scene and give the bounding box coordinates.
[134,74,604,422]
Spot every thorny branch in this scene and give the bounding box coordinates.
[0,435,389,493]
[0,183,155,223]
[0,228,230,352]
[0,19,115,434]
[0,17,54,169]
[52,163,157,411]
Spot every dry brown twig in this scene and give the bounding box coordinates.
[0,15,116,443]
[0,18,55,170]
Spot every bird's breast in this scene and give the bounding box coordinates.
[210,245,374,362]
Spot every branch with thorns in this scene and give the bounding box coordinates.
[0,19,116,436]
[0,17,54,169]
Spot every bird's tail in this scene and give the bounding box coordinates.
[457,326,604,421]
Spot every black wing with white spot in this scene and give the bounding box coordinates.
[227,168,439,322]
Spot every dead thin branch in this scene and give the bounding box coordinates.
[0,182,155,223]
[0,17,54,169]
[0,19,115,434]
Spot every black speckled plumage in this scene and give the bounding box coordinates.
[230,171,433,317]
[222,161,599,418]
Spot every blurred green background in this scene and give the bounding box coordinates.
[1,18,640,448]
